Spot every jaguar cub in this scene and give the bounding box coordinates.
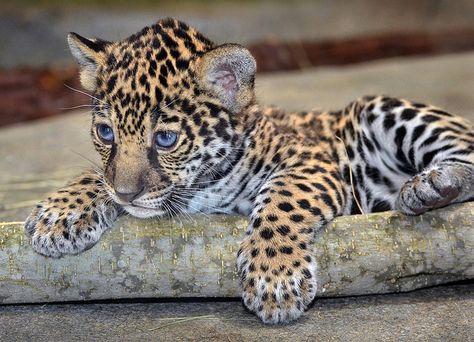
[25,18,474,324]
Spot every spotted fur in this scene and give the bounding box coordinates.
[25,18,474,324]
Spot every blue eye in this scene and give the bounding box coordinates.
[155,131,178,149]
[97,124,114,143]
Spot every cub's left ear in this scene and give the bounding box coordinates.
[67,32,110,91]
[196,44,257,113]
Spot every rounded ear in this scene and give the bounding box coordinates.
[196,44,257,113]
[67,32,110,91]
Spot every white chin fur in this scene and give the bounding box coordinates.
[123,205,164,218]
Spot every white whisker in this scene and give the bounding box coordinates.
[64,84,107,105]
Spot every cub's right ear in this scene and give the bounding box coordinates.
[67,32,110,91]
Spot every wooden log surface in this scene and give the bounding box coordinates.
[0,202,473,304]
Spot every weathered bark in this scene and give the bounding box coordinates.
[0,202,472,304]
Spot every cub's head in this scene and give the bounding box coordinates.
[67,18,256,217]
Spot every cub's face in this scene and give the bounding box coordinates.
[68,18,256,218]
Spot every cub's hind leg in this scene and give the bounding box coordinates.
[339,96,474,215]
[394,110,474,215]
[364,97,474,215]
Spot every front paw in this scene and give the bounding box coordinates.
[25,195,117,258]
[237,244,317,324]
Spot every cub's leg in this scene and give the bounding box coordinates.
[341,96,474,215]
[25,171,120,257]
[238,149,345,324]
[382,100,474,214]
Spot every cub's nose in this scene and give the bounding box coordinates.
[115,186,146,203]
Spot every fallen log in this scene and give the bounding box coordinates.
[0,202,473,304]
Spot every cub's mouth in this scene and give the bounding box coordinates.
[104,183,176,219]
[117,196,174,219]
[121,204,166,219]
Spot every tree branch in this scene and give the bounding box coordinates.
[0,202,472,304]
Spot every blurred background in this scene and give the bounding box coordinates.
[1,0,474,127]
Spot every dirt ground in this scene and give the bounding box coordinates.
[1,285,472,341]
